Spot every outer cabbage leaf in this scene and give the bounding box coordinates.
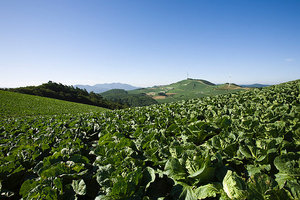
[164,158,186,180]
[222,170,248,200]
[247,173,276,200]
[246,164,271,176]
[285,181,300,199]
[171,182,221,200]
[19,179,39,198]
[274,152,300,187]
[170,183,198,200]
[194,183,221,199]
[72,179,86,196]
[142,167,156,189]
[265,188,293,200]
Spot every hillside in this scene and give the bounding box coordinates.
[101,89,158,107]
[7,81,125,109]
[129,78,247,103]
[0,79,299,199]
[75,83,140,93]
[0,90,108,118]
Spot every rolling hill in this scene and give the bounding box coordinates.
[0,90,108,118]
[129,78,248,103]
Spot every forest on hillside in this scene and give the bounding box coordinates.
[4,81,124,109]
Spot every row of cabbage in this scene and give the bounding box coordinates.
[0,80,299,199]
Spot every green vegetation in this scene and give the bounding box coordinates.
[7,81,124,109]
[0,90,107,118]
[0,80,299,199]
[101,89,158,107]
[129,79,246,103]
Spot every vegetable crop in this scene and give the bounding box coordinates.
[0,90,107,118]
[0,80,299,199]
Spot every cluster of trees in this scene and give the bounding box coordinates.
[7,81,125,109]
[101,89,158,107]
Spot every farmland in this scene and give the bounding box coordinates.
[0,80,299,199]
[0,90,108,118]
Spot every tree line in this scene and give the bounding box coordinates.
[5,81,125,109]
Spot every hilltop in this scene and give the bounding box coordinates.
[129,78,247,103]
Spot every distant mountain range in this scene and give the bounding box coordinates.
[74,83,140,93]
[74,80,272,104]
[240,84,270,88]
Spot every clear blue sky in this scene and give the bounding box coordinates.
[0,0,299,88]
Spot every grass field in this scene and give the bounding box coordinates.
[0,90,108,118]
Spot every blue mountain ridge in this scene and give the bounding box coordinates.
[74,83,140,93]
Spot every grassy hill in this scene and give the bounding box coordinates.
[8,81,125,109]
[0,90,108,118]
[129,78,247,103]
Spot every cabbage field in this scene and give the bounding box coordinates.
[0,80,299,200]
